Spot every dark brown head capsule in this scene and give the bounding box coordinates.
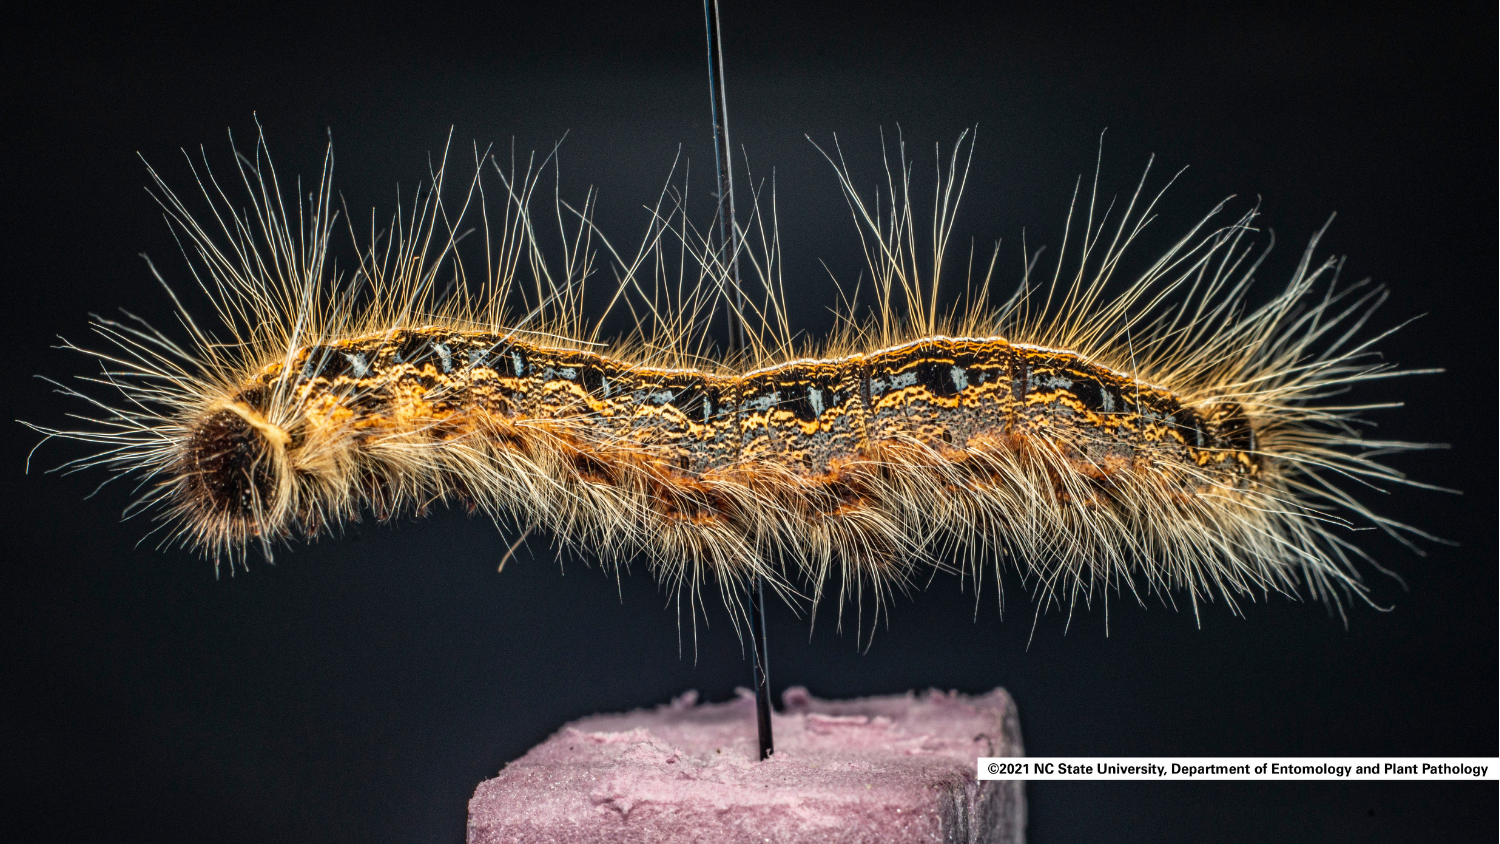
[181,388,286,521]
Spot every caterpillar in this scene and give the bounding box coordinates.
[31,126,1434,625]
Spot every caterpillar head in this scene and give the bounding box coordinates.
[178,386,295,553]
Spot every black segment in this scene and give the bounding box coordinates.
[1210,402,1258,457]
[301,345,354,380]
[914,359,961,399]
[778,372,847,423]
[470,343,516,377]
[779,383,818,422]
[578,363,606,396]
[739,385,774,412]
[1173,407,1206,448]
[668,380,714,421]
[676,379,732,423]
[1073,377,1110,414]
[393,332,429,365]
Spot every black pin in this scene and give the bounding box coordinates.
[703,0,773,762]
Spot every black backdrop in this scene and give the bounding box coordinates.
[4,2,1495,842]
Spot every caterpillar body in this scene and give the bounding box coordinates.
[36,128,1431,623]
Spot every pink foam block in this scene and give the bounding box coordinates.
[468,687,1025,844]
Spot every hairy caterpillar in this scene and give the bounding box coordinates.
[32,126,1433,625]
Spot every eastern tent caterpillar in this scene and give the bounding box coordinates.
[31,126,1433,625]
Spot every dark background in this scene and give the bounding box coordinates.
[4,2,1495,842]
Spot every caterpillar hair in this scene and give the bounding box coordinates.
[29,124,1440,630]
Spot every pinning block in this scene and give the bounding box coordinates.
[468,686,1026,844]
